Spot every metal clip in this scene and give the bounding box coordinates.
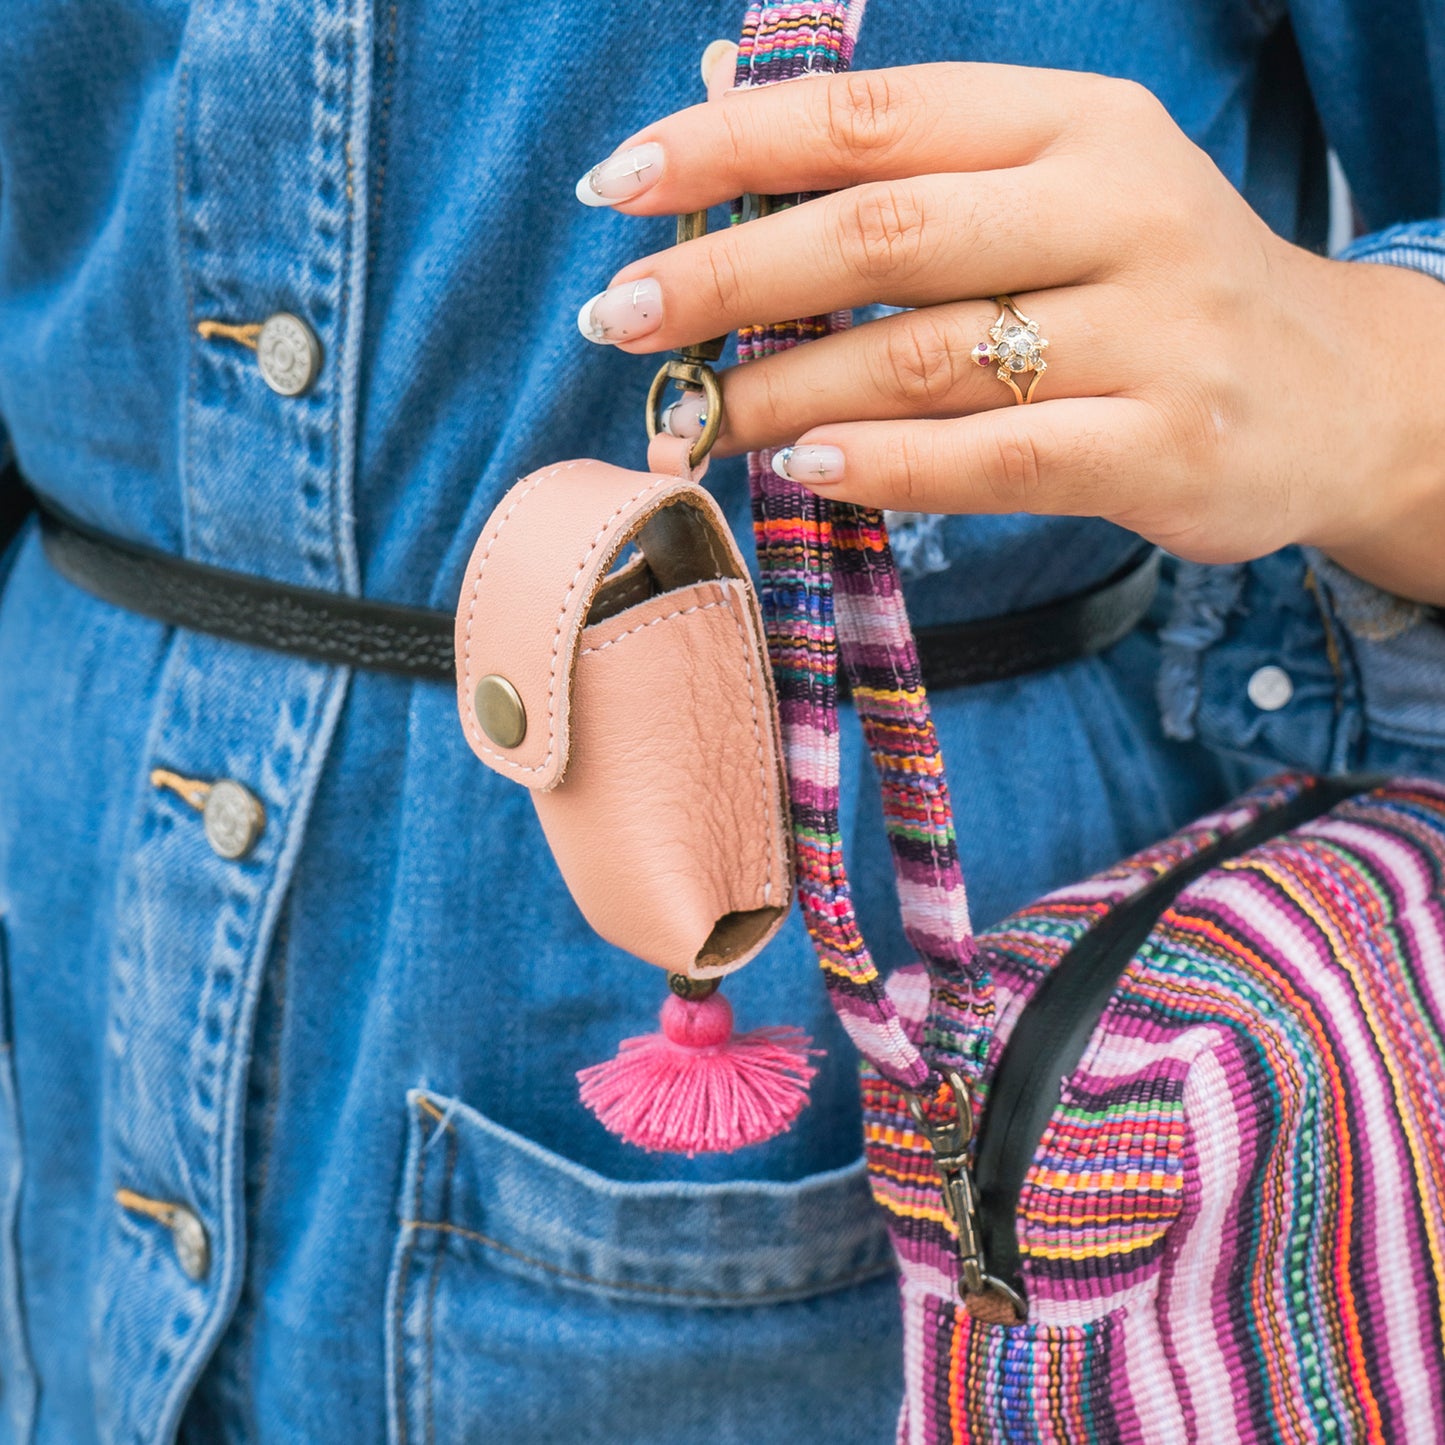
[644,211,728,469]
[906,1070,1027,1322]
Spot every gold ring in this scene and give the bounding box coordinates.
[972,296,1049,404]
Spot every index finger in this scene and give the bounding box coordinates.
[587,63,1097,215]
[598,160,1101,355]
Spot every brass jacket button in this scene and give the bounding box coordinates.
[256,312,322,396]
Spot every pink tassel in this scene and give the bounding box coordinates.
[577,988,818,1155]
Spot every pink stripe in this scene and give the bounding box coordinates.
[1196,877,1438,1427]
[1119,1305,1189,1444]
[1161,1048,1242,1444]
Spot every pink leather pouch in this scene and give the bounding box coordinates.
[453,453,793,980]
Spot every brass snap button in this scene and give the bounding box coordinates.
[474,674,527,749]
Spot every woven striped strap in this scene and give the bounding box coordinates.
[734,3,993,1092]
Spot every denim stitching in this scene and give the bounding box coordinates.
[392,1104,432,1445]
[244,904,291,1260]
[168,891,289,1442]
[328,13,354,591]
[401,1217,896,1304]
[369,0,400,267]
[153,665,348,1444]
[423,1121,458,1445]
[406,1099,893,1304]
[1302,567,1346,699]
[174,0,199,562]
[228,897,294,1444]
[720,586,777,906]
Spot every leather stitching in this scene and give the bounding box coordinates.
[599,559,652,614]
[460,466,562,764]
[461,465,674,781]
[578,598,730,656]
[719,585,778,908]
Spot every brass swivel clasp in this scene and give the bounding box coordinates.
[906,1069,1027,1323]
[644,211,727,469]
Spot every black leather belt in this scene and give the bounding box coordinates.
[26,487,1159,688]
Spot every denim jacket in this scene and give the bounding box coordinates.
[0,1,1441,1441]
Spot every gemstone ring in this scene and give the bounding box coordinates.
[971,296,1050,404]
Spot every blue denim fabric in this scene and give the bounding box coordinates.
[385,1091,900,1444]
[0,1,1442,1442]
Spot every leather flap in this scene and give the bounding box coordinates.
[531,575,792,976]
[454,459,747,791]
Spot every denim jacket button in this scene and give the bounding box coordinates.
[203,779,266,859]
[169,1206,210,1282]
[256,312,322,396]
[1247,664,1294,712]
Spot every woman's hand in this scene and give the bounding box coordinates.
[576,61,1445,602]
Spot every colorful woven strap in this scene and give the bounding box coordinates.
[733,3,994,1091]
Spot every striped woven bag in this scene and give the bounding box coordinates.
[736,6,1445,1441]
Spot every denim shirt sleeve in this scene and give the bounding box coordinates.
[1159,546,1445,782]
[1304,549,1445,766]
[1293,221,1445,773]
[1338,220,1445,284]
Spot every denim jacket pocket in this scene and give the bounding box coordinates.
[384,1088,901,1445]
[0,920,35,1445]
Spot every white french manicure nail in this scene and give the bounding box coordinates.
[700,39,736,85]
[576,278,664,344]
[575,143,666,207]
[772,445,846,485]
[661,393,709,439]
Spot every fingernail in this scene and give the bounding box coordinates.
[661,393,709,439]
[772,445,845,485]
[701,38,738,90]
[575,143,666,207]
[577,279,664,344]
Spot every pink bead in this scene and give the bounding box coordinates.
[661,991,734,1049]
